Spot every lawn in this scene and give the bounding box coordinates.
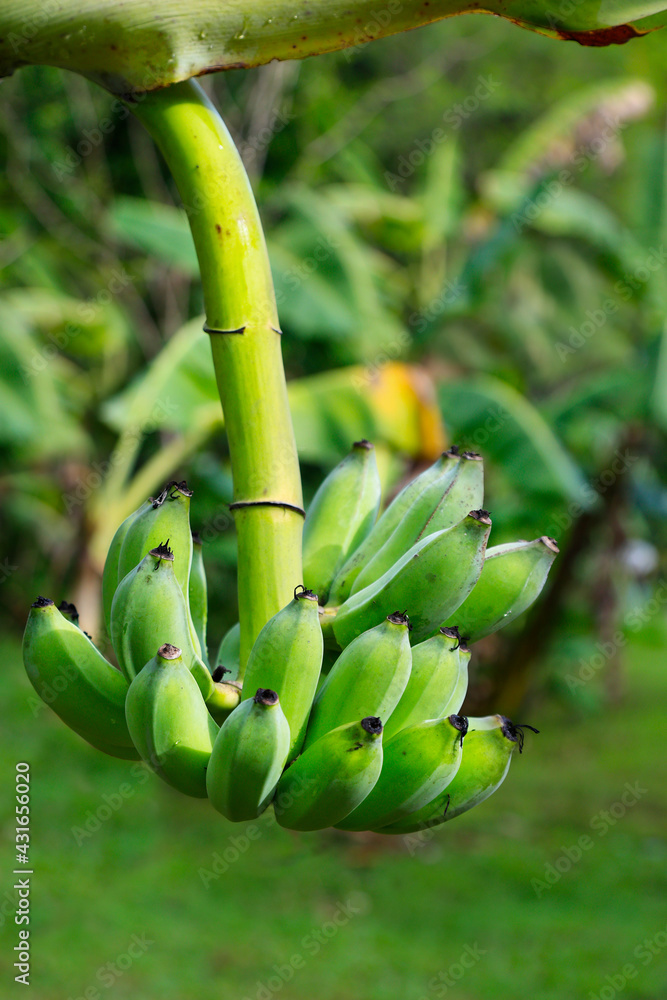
[1,627,665,999]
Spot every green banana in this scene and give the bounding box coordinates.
[335,714,468,832]
[118,481,193,596]
[206,688,291,821]
[440,536,559,642]
[102,498,152,636]
[240,587,323,761]
[328,446,462,606]
[274,717,384,832]
[206,668,242,724]
[303,612,411,750]
[382,626,463,741]
[302,440,381,603]
[440,637,471,716]
[214,621,241,682]
[332,510,492,647]
[57,600,80,627]
[378,716,537,835]
[189,531,209,665]
[125,642,219,797]
[350,450,483,595]
[22,597,137,757]
[110,543,214,699]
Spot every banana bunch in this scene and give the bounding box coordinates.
[23,442,553,834]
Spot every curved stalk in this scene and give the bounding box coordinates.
[130,80,303,672]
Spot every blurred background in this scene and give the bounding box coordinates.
[1,12,666,999]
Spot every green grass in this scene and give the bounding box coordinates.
[1,628,665,999]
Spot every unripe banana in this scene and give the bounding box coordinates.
[332,510,492,647]
[378,716,537,834]
[303,612,411,750]
[350,451,483,595]
[118,481,193,596]
[440,638,471,716]
[22,597,137,756]
[57,600,80,627]
[189,531,209,664]
[328,447,461,605]
[206,688,291,821]
[302,440,381,604]
[214,622,241,682]
[125,643,219,797]
[274,717,384,832]
[110,544,213,700]
[335,714,468,831]
[102,498,153,637]
[206,667,242,725]
[382,626,462,741]
[240,587,323,761]
[440,536,558,642]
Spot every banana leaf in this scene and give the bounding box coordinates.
[1,1,665,96]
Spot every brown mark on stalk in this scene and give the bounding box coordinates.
[557,23,648,46]
[500,717,539,753]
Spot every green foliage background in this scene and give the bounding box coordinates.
[0,12,666,999]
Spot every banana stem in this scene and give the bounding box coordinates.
[130,80,303,673]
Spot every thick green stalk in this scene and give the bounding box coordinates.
[131,81,303,672]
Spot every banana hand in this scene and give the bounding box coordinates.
[23,597,137,758]
[302,440,381,603]
[440,536,558,642]
[274,717,384,832]
[332,510,492,646]
[335,714,468,831]
[241,587,323,761]
[304,612,411,750]
[125,642,219,798]
[378,715,537,834]
[207,688,291,821]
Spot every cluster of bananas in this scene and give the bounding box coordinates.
[23,446,555,835]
